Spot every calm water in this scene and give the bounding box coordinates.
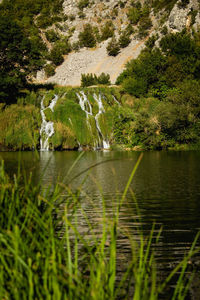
[1,150,200,297]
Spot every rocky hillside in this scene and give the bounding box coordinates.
[34,0,200,85]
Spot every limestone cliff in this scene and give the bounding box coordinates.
[35,0,200,86]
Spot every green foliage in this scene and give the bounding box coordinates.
[78,24,96,48]
[100,21,115,41]
[178,0,190,9]
[0,16,43,104]
[152,0,177,12]
[44,64,56,77]
[138,13,152,38]
[45,30,60,43]
[122,77,147,97]
[145,34,158,49]
[127,6,141,25]
[0,0,65,103]
[0,104,40,150]
[106,37,120,56]
[48,39,71,66]
[77,0,90,10]
[48,47,64,66]
[161,25,168,35]
[115,30,200,149]
[117,48,167,97]
[97,73,111,85]
[0,160,197,299]
[119,31,131,48]
[81,73,111,87]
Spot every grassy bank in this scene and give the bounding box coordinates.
[0,155,199,299]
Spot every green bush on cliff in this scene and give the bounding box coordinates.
[78,24,96,48]
[100,21,115,41]
[77,0,90,10]
[106,37,120,56]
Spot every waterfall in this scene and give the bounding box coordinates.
[93,93,110,149]
[40,94,58,151]
[76,91,110,150]
[76,91,93,131]
[113,95,120,105]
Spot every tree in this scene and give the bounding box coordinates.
[78,24,96,48]
[0,17,42,104]
[106,37,120,56]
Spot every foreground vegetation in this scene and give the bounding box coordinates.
[0,155,199,299]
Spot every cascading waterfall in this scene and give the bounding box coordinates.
[93,93,110,149]
[76,91,93,131]
[113,95,120,105]
[40,94,58,151]
[76,91,110,150]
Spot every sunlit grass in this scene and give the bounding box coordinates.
[0,155,199,299]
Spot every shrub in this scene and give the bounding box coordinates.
[45,30,60,43]
[77,0,90,10]
[119,1,125,8]
[122,77,147,97]
[178,0,190,9]
[44,64,56,77]
[106,37,120,56]
[161,25,168,35]
[81,73,111,87]
[127,7,141,24]
[79,24,96,48]
[119,32,131,48]
[138,15,152,38]
[145,34,158,49]
[48,47,64,66]
[100,21,114,41]
[81,73,97,86]
[97,73,111,85]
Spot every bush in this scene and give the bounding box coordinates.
[145,34,158,49]
[48,47,64,66]
[178,0,190,9]
[81,73,111,87]
[138,15,152,38]
[79,24,96,48]
[127,7,141,24]
[77,0,90,10]
[106,37,120,56]
[97,73,111,85]
[100,21,114,41]
[45,30,60,43]
[119,32,131,48]
[44,64,56,77]
[122,77,147,97]
[81,73,97,86]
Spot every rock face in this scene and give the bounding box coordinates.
[38,0,200,86]
[165,0,200,32]
[47,37,146,86]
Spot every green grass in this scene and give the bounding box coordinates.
[0,154,199,299]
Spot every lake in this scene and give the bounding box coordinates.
[1,150,200,298]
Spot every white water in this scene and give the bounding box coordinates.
[40,94,58,151]
[93,93,110,149]
[76,91,110,149]
[113,95,120,105]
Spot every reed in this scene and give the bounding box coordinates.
[0,156,199,299]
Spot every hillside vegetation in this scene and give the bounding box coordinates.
[1,0,200,150]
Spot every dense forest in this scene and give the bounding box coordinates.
[1,0,200,150]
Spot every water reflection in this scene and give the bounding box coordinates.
[1,150,200,297]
